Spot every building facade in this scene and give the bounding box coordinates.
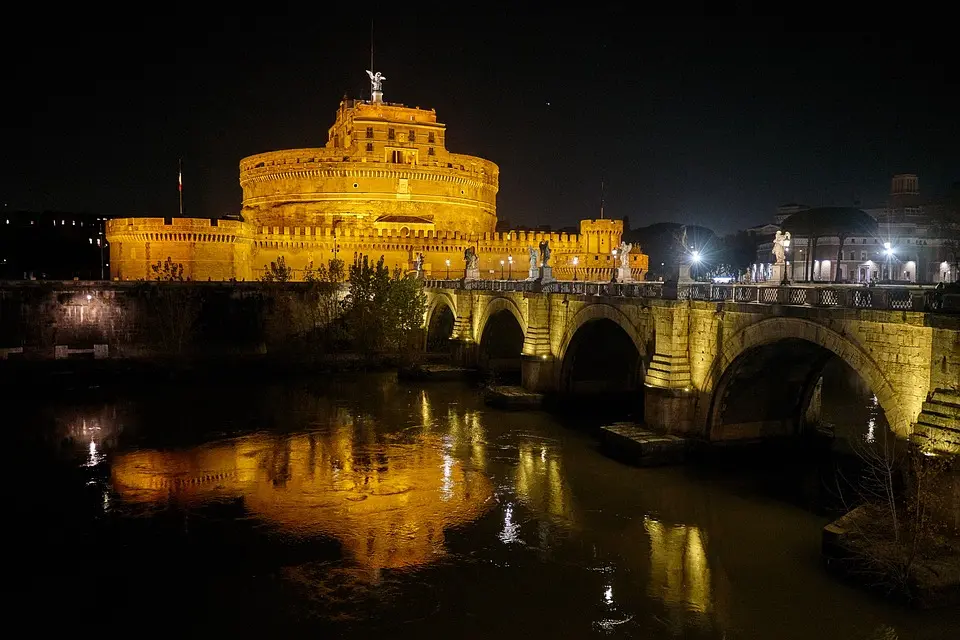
[753,175,958,284]
[107,75,648,282]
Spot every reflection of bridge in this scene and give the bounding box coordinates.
[423,279,960,453]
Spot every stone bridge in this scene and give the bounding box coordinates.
[423,279,960,454]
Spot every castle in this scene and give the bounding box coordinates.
[106,72,647,282]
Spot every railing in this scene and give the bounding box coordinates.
[423,278,944,312]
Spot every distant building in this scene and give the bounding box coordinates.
[753,174,958,284]
[1,211,109,280]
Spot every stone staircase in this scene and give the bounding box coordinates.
[913,388,960,454]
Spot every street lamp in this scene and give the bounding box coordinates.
[508,255,513,280]
[572,255,579,281]
[445,258,450,279]
[611,248,618,282]
[500,259,505,279]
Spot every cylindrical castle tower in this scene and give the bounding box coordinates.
[239,98,499,235]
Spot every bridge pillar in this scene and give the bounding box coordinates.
[447,290,478,367]
[521,355,557,392]
[643,303,699,435]
[520,293,557,392]
[450,339,478,367]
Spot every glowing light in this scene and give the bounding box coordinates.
[603,585,614,606]
[499,503,520,544]
[86,294,92,301]
[691,250,701,263]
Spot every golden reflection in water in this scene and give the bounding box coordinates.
[514,442,574,524]
[644,516,712,616]
[112,421,494,573]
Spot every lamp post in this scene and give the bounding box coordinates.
[782,236,791,283]
[445,258,450,280]
[572,255,579,281]
[508,255,513,280]
[500,259,505,279]
[611,248,618,282]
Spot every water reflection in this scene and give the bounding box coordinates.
[514,442,574,526]
[112,403,495,574]
[644,516,712,619]
[15,375,960,637]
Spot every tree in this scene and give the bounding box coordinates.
[783,207,878,282]
[928,199,960,280]
[342,255,426,353]
[151,257,184,281]
[260,256,292,282]
[144,257,197,355]
[717,231,758,276]
[834,430,954,601]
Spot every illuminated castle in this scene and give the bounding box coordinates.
[107,72,648,281]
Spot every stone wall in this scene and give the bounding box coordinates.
[0,281,324,361]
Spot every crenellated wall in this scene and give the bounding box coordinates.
[106,95,650,282]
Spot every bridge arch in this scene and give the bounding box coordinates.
[424,292,457,351]
[476,297,527,381]
[475,295,527,344]
[556,304,647,398]
[704,317,908,441]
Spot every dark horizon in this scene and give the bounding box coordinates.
[3,7,957,235]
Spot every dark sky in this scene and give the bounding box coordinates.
[3,6,957,234]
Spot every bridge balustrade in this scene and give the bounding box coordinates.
[422,278,933,312]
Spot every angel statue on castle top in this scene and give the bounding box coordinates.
[366,70,386,93]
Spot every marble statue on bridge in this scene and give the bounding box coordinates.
[617,241,634,283]
[415,252,424,277]
[539,240,551,267]
[772,230,791,265]
[527,246,539,280]
[464,246,480,280]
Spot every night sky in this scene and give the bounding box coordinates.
[4,8,957,234]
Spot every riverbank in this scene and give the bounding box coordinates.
[0,352,419,393]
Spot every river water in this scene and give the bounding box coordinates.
[10,373,958,639]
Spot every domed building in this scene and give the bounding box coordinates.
[106,72,648,282]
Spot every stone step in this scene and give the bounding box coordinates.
[599,422,688,467]
[483,385,544,410]
[913,422,960,453]
[931,388,960,405]
[922,400,960,419]
[917,409,960,429]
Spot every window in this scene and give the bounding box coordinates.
[388,128,395,140]
[366,143,373,152]
[428,131,435,143]
[428,147,435,156]
[366,127,373,138]
[860,251,867,261]
[849,251,855,260]
[408,129,415,142]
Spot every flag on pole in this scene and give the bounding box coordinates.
[178,166,182,192]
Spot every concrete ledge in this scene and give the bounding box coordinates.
[397,364,474,382]
[599,422,688,466]
[483,385,544,410]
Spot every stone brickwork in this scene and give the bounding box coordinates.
[424,286,960,453]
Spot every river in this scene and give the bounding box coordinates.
[10,373,958,638]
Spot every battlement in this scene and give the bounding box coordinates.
[107,217,250,243]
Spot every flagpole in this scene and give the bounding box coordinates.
[178,159,183,216]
